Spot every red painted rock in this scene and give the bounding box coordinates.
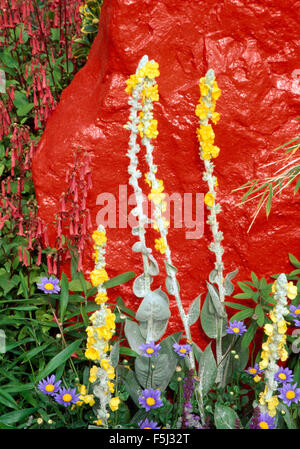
[33,0,300,348]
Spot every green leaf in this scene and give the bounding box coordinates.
[103,272,136,289]
[68,279,92,292]
[0,408,37,426]
[119,346,140,358]
[225,301,250,310]
[241,322,257,349]
[35,340,82,382]
[110,342,120,367]
[124,319,145,355]
[255,304,265,327]
[59,272,69,322]
[214,403,241,429]
[289,253,300,269]
[17,102,34,117]
[230,308,253,322]
[250,272,260,288]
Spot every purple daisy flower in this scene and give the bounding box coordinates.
[173,342,192,357]
[293,319,300,327]
[138,418,160,429]
[37,276,60,294]
[274,367,294,384]
[38,375,61,396]
[138,388,163,412]
[226,320,247,336]
[54,387,80,407]
[289,305,300,318]
[256,413,276,429]
[278,383,300,406]
[139,341,161,358]
[245,363,263,376]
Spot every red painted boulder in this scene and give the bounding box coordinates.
[32,0,300,348]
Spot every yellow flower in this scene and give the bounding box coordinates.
[85,347,100,361]
[277,320,287,334]
[92,230,107,246]
[144,172,152,187]
[154,237,167,254]
[211,111,221,124]
[142,84,159,102]
[144,119,158,139]
[269,309,277,323]
[212,81,221,100]
[109,396,121,411]
[96,326,114,340]
[214,178,219,190]
[278,346,288,362]
[107,366,115,379]
[286,282,297,300]
[139,61,160,79]
[204,192,215,207]
[271,281,277,294]
[107,381,115,394]
[83,394,95,406]
[125,74,138,95]
[199,77,209,96]
[95,291,109,305]
[253,375,261,383]
[89,365,98,383]
[199,124,215,143]
[195,102,208,120]
[94,419,102,426]
[100,358,111,371]
[148,181,165,205]
[90,269,109,287]
[264,323,274,336]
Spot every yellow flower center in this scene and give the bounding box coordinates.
[45,384,55,392]
[232,327,240,333]
[144,427,151,429]
[259,421,269,429]
[146,348,154,354]
[295,309,300,315]
[249,368,257,374]
[44,283,54,291]
[179,348,187,353]
[146,397,155,406]
[62,394,72,402]
[278,373,286,380]
[286,390,295,400]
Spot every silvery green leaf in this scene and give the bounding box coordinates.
[147,254,159,276]
[132,226,140,236]
[198,343,217,396]
[131,207,139,217]
[137,55,148,72]
[124,319,145,354]
[214,404,241,429]
[200,292,227,339]
[187,295,201,326]
[135,353,172,391]
[132,241,146,253]
[221,335,249,387]
[139,318,169,341]
[209,269,218,284]
[192,342,203,363]
[164,261,178,277]
[110,342,120,368]
[136,288,170,322]
[165,276,180,296]
[206,282,227,319]
[133,273,153,298]
[224,269,239,296]
[119,366,142,407]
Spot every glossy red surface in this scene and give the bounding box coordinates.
[32,0,300,348]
